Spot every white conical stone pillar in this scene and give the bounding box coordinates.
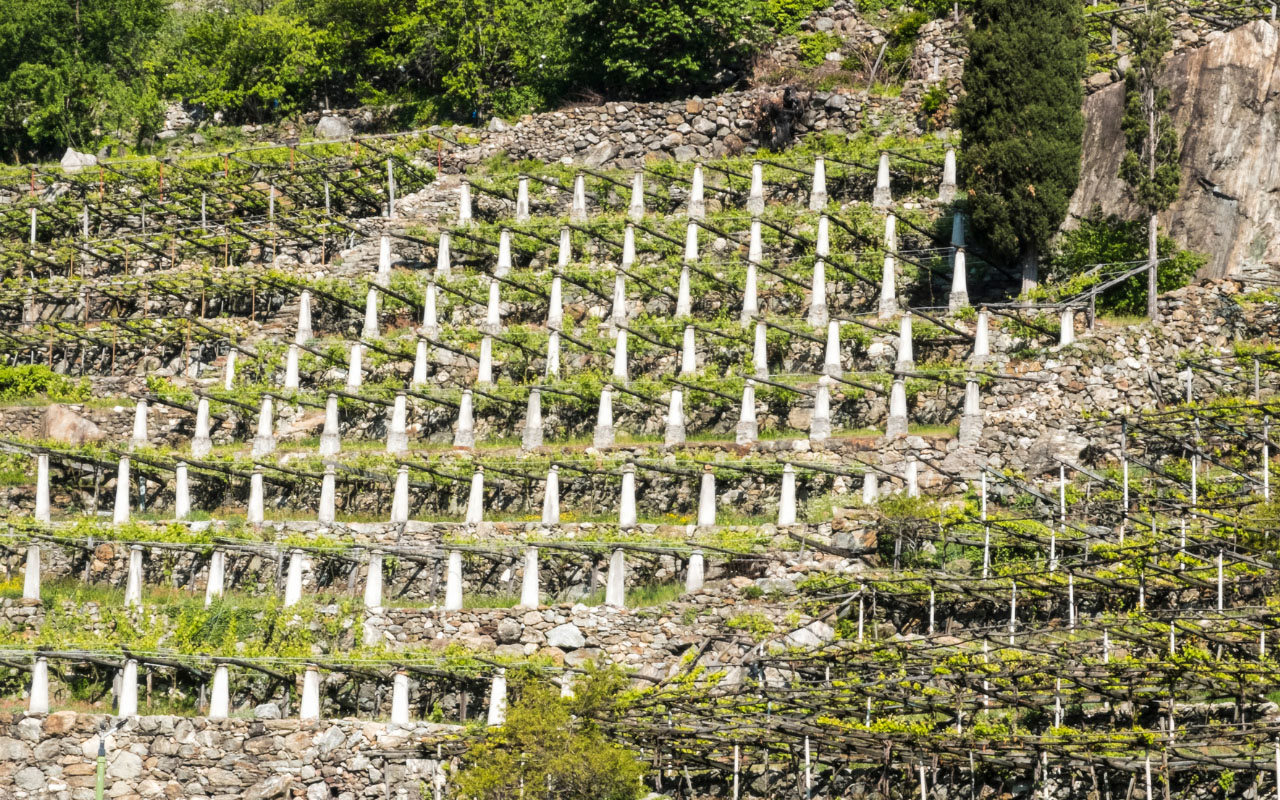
[542,466,560,524]
[391,467,409,523]
[113,457,131,525]
[391,671,410,725]
[205,550,225,606]
[23,544,40,601]
[622,225,636,268]
[1060,308,1075,346]
[320,394,341,456]
[885,214,898,253]
[437,231,452,276]
[458,182,472,227]
[676,263,692,318]
[959,379,983,448]
[778,464,797,525]
[296,291,313,344]
[939,147,957,204]
[747,162,765,215]
[129,399,148,450]
[886,379,908,439]
[118,660,139,717]
[951,212,966,248]
[879,255,898,319]
[896,313,915,373]
[862,472,879,504]
[612,328,628,383]
[29,657,50,714]
[284,549,304,607]
[209,664,230,720]
[465,467,484,524]
[362,287,380,339]
[697,465,716,527]
[611,272,627,328]
[688,165,705,219]
[629,172,645,221]
[318,464,336,525]
[810,156,828,211]
[477,336,493,385]
[453,390,475,448]
[487,670,508,726]
[125,545,143,608]
[619,464,637,527]
[522,389,543,451]
[485,279,501,331]
[175,462,190,520]
[665,390,686,446]
[284,344,300,390]
[593,386,615,449]
[548,273,563,329]
[422,282,439,338]
[519,547,539,608]
[973,308,990,362]
[816,215,830,259]
[824,321,842,377]
[248,470,265,525]
[300,665,321,721]
[365,550,384,609]
[546,331,560,379]
[192,397,212,458]
[444,550,463,610]
[571,174,588,222]
[224,348,237,391]
[905,459,920,498]
[736,380,758,446]
[681,326,697,376]
[412,339,428,388]
[810,376,832,443]
[685,551,705,593]
[753,321,768,379]
[949,248,969,311]
[496,229,512,277]
[873,152,892,208]
[387,393,409,454]
[557,227,571,268]
[742,257,759,326]
[346,344,363,391]
[515,176,530,222]
[605,549,626,607]
[377,235,392,286]
[684,221,698,262]
[252,396,275,458]
[808,259,828,327]
[35,453,50,524]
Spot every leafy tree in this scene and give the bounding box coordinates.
[1117,9,1180,319]
[566,0,768,97]
[453,668,646,800]
[955,0,1087,293]
[0,0,169,161]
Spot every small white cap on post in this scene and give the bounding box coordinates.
[205,550,226,606]
[390,466,409,524]
[522,389,543,451]
[318,464,336,525]
[697,465,717,527]
[284,549,305,608]
[362,287,380,339]
[810,156,828,211]
[518,547,539,609]
[193,397,212,459]
[284,344,300,390]
[29,657,50,714]
[465,467,485,525]
[118,659,139,717]
[879,255,898,320]
[444,550,464,611]
[252,396,275,459]
[593,385,615,450]
[605,549,626,607]
[873,151,892,209]
[346,343,363,391]
[487,669,508,726]
[175,462,190,520]
[685,550,705,594]
[620,463,637,528]
[35,453,50,524]
[808,259,828,327]
[810,376,832,444]
[778,464,797,526]
[886,379,909,439]
[391,670,411,725]
[571,174,587,223]
[320,394,341,456]
[365,550,384,609]
[665,390,686,446]
[735,380,758,446]
[300,665,321,721]
[209,664,230,720]
[453,390,475,449]
[23,544,40,601]
[824,321,842,377]
[113,457,131,525]
[387,393,409,454]
[542,466,560,524]
[687,165,705,220]
[248,469,265,526]
[129,399,148,451]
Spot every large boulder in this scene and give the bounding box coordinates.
[60,147,97,174]
[40,404,103,444]
[546,623,585,650]
[314,115,353,140]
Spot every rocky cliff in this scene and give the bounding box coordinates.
[1069,20,1280,279]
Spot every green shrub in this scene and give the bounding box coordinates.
[766,0,827,33]
[0,365,90,403]
[798,31,842,66]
